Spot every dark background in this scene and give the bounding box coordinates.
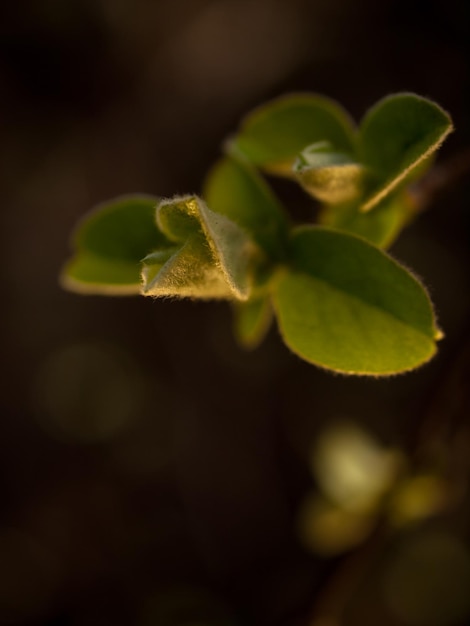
[1,1,470,625]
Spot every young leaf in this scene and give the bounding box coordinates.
[294,141,365,204]
[61,195,169,294]
[142,195,257,300]
[203,156,289,260]
[319,193,412,249]
[230,94,357,176]
[233,296,273,349]
[273,227,440,375]
[142,234,236,299]
[360,93,453,212]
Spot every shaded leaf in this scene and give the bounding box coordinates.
[360,93,453,211]
[233,296,273,349]
[294,141,365,204]
[273,227,439,375]
[61,195,168,294]
[142,196,256,300]
[230,93,357,176]
[203,156,288,259]
[63,252,143,295]
[319,193,412,248]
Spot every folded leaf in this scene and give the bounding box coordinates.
[273,227,440,375]
[203,156,288,259]
[61,195,169,294]
[294,141,365,204]
[142,196,256,300]
[230,94,357,176]
[360,93,453,212]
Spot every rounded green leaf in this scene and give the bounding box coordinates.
[360,93,453,212]
[61,195,169,294]
[63,252,143,295]
[203,156,289,259]
[273,227,440,375]
[230,93,357,176]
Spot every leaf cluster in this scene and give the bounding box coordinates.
[61,93,453,375]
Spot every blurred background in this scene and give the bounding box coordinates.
[1,1,470,624]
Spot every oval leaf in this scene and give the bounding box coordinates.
[61,195,169,294]
[360,93,453,212]
[230,93,357,176]
[273,227,440,375]
[203,156,289,259]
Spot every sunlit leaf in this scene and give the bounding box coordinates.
[230,93,357,176]
[294,141,365,204]
[360,93,453,211]
[273,227,440,375]
[61,195,168,294]
[142,196,257,300]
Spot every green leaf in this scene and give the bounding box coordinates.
[273,227,440,375]
[360,93,453,212]
[142,196,257,300]
[61,195,169,294]
[203,156,289,259]
[319,193,412,249]
[63,252,143,295]
[294,141,365,204]
[143,234,234,299]
[233,296,273,349]
[230,93,357,176]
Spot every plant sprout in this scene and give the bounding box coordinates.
[61,93,453,376]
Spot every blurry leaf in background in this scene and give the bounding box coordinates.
[310,420,402,511]
[382,530,470,625]
[230,93,357,176]
[388,474,450,528]
[297,492,376,555]
[360,94,453,212]
[297,420,402,555]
